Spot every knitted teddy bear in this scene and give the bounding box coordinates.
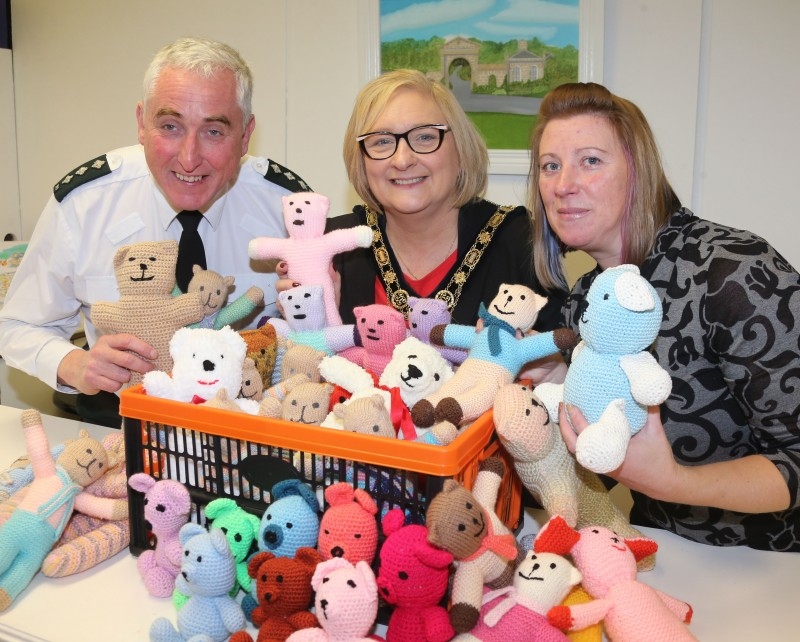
[91,239,205,386]
[150,523,246,642]
[540,516,697,641]
[239,323,279,389]
[425,457,524,634]
[411,284,577,442]
[453,524,583,642]
[269,284,358,356]
[257,479,320,558]
[285,557,380,642]
[40,431,130,578]
[319,336,454,442]
[240,480,321,621]
[492,382,654,571]
[536,264,671,474]
[184,265,264,330]
[205,498,261,597]
[333,394,396,438]
[0,410,127,612]
[0,432,129,579]
[231,548,321,642]
[128,472,192,598]
[143,325,248,406]
[343,304,409,378]
[376,508,454,642]
[248,192,373,326]
[240,357,265,402]
[407,296,467,366]
[259,380,334,425]
[274,341,327,386]
[318,482,379,565]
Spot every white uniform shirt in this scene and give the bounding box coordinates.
[0,144,310,391]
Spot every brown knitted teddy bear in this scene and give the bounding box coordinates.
[229,547,321,642]
[91,240,204,386]
[239,323,279,389]
[425,457,524,634]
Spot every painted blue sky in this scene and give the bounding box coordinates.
[381,0,580,48]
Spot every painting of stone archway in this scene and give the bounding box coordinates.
[379,0,603,173]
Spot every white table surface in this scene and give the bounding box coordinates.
[0,404,796,641]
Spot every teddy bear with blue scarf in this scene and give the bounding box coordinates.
[410,284,577,443]
[536,264,672,474]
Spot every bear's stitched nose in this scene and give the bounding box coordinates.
[203,359,215,372]
[407,364,423,379]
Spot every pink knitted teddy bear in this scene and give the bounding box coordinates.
[286,557,380,642]
[541,516,697,641]
[127,473,191,598]
[248,192,373,326]
[343,304,408,378]
[377,508,454,642]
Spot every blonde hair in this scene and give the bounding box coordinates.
[343,69,488,212]
[143,37,254,132]
[528,82,681,290]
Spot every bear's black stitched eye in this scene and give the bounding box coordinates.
[347,579,357,588]
[399,571,408,580]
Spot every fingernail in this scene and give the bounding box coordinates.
[292,282,301,287]
[278,261,286,270]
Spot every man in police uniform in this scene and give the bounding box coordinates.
[0,37,310,411]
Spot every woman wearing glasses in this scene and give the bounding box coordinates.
[326,69,564,328]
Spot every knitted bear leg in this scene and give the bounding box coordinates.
[411,399,436,428]
[575,400,631,474]
[434,397,463,426]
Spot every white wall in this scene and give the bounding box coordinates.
[0,48,19,240]
[7,0,800,268]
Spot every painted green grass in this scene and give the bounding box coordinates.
[467,112,538,150]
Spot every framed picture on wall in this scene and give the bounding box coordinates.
[360,0,604,175]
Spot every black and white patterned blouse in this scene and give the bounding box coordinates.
[564,208,800,552]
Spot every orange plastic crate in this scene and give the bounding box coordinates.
[120,384,522,554]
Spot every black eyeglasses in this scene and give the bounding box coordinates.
[357,124,450,160]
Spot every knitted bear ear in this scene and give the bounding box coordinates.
[128,472,156,493]
[414,540,454,570]
[381,508,406,536]
[534,515,580,555]
[626,536,659,562]
[614,267,655,312]
[355,559,378,594]
[311,557,351,590]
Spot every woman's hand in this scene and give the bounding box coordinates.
[559,403,683,501]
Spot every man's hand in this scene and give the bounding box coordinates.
[57,333,157,394]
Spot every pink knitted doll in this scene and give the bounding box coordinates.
[128,472,191,598]
[248,192,373,326]
[542,516,697,641]
[0,410,127,611]
[318,483,379,565]
[286,558,380,642]
[453,522,582,642]
[377,508,454,642]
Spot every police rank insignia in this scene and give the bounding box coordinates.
[264,159,312,193]
[53,154,112,203]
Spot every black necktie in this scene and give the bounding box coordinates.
[175,211,207,292]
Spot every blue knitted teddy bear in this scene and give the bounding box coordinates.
[150,523,245,642]
[241,479,320,620]
[410,283,577,444]
[536,264,672,474]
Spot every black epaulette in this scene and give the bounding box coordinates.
[53,154,112,203]
[263,159,312,193]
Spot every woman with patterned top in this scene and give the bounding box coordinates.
[528,81,800,552]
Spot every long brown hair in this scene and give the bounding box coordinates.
[528,82,681,290]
